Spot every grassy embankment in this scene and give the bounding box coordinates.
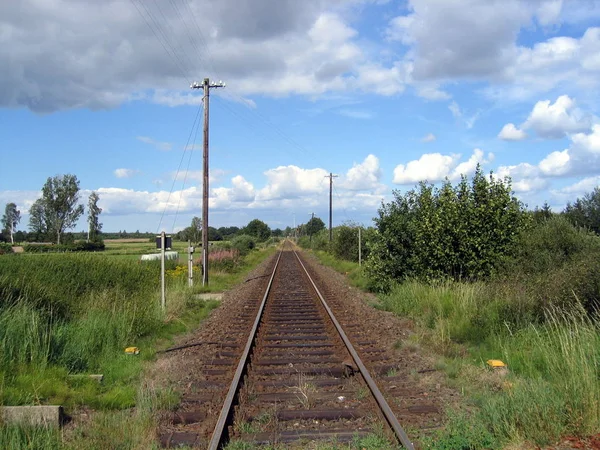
[0,243,276,448]
[310,220,600,449]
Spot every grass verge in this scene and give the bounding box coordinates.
[0,246,276,448]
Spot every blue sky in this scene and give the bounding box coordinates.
[1,0,600,233]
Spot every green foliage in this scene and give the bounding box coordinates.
[305,216,326,236]
[231,234,256,256]
[1,202,21,244]
[500,216,600,312]
[422,409,497,449]
[366,166,528,291]
[242,219,271,241]
[24,240,105,253]
[0,242,13,254]
[563,187,600,234]
[40,174,85,244]
[330,223,374,262]
[0,425,62,449]
[87,191,102,241]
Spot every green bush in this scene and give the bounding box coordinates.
[24,241,105,253]
[366,166,528,291]
[0,243,13,254]
[231,234,256,256]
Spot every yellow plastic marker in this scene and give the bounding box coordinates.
[486,359,506,368]
[125,347,140,355]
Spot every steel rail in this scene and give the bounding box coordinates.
[207,248,283,450]
[293,250,415,450]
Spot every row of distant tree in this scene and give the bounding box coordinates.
[173,216,326,243]
[0,172,330,246]
[1,174,102,245]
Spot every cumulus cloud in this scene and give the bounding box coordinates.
[393,148,493,185]
[386,1,600,100]
[255,165,329,202]
[114,168,139,179]
[0,0,411,112]
[341,154,383,191]
[494,123,600,192]
[498,123,527,141]
[522,95,592,139]
[393,153,459,184]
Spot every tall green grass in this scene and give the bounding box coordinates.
[382,282,600,446]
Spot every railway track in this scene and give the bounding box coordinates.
[160,242,415,449]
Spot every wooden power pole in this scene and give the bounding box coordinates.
[325,173,338,242]
[191,78,225,286]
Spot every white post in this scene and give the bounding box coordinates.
[161,231,166,311]
[358,227,362,267]
[188,240,194,288]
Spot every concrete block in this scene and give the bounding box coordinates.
[1,406,63,428]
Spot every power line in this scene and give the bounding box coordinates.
[156,103,203,233]
[129,0,192,83]
[171,109,202,233]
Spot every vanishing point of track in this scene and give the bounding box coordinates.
[160,242,415,449]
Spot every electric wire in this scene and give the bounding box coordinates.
[129,0,192,84]
[156,103,203,233]
[171,111,202,233]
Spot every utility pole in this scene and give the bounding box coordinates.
[325,173,338,242]
[191,78,225,286]
[160,231,166,311]
[309,212,315,245]
[358,226,362,267]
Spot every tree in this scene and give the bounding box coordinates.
[243,219,271,242]
[1,203,21,244]
[305,216,325,237]
[41,174,84,244]
[87,191,103,242]
[28,198,48,241]
[564,187,600,234]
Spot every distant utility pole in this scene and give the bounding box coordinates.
[325,173,338,242]
[309,212,315,244]
[191,78,225,286]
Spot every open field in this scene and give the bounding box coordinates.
[0,245,277,448]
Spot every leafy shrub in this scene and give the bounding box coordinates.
[366,166,528,291]
[0,243,13,254]
[231,235,256,256]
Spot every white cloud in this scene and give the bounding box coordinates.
[212,175,256,207]
[393,148,493,185]
[136,136,173,151]
[393,152,459,184]
[539,149,570,176]
[451,148,493,179]
[498,123,527,141]
[522,95,592,139]
[554,175,600,196]
[341,154,383,191]
[421,133,436,142]
[495,162,548,193]
[255,165,329,203]
[114,168,138,179]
